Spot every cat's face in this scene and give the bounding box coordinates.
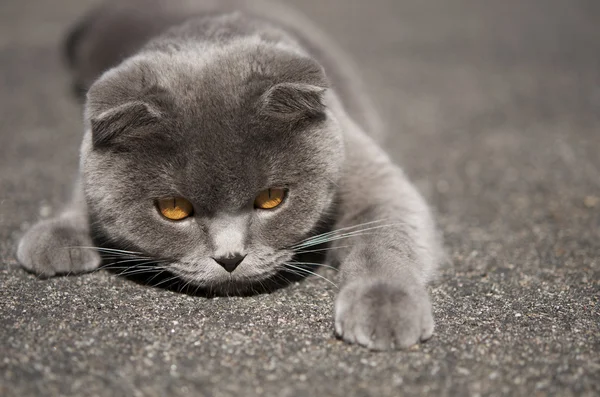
[81,48,344,292]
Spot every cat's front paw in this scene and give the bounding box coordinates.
[17,217,100,277]
[334,279,434,350]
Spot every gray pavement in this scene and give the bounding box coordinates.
[1,0,599,396]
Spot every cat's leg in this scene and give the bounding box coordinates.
[17,181,100,277]
[332,131,443,350]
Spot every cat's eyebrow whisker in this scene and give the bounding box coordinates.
[283,263,338,288]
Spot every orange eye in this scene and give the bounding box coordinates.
[157,197,194,220]
[254,188,286,210]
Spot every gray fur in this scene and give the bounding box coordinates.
[18,0,444,350]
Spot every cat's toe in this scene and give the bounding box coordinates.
[17,217,100,277]
[334,279,434,350]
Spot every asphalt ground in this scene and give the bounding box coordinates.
[1,0,598,396]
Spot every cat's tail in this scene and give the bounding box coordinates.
[63,11,97,99]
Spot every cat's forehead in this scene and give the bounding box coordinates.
[132,48,322,159]
[142,37,305,104]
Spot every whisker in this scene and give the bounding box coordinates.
[294,231,379,249]
[111,260,169,276]
[256,275,269,293]
[146,268,170,285]
[97,255,139,261]
[93,266,159,272]
[283,263,338,288]
[294,223,406,249]
[150,272,183,289]
[95,261,147,272]
[272,271,288,286]
[64,246,146,256]
[291,219,392,248]
[287,261,339,271]
[93,257,170,276]
[116,267,165,278]
[178,270,200,293]
[96,248,147,256]
[293,245,354,255]
[283,267,337,289]
[103,257,160,267]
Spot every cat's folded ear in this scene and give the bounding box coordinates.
[85,63,170,148]
[89,101,162,147]
[257,54,329,122]
[259,83,326,121]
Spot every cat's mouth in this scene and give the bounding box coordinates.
[160,250,300,295]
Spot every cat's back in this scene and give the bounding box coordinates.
[67,0,383,139]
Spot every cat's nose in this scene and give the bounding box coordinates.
[213,253,246,272]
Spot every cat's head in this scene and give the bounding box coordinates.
[80,44,344,293]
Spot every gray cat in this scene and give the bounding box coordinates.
[17,0,444,350]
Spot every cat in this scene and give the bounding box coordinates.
[17,0,444,350]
